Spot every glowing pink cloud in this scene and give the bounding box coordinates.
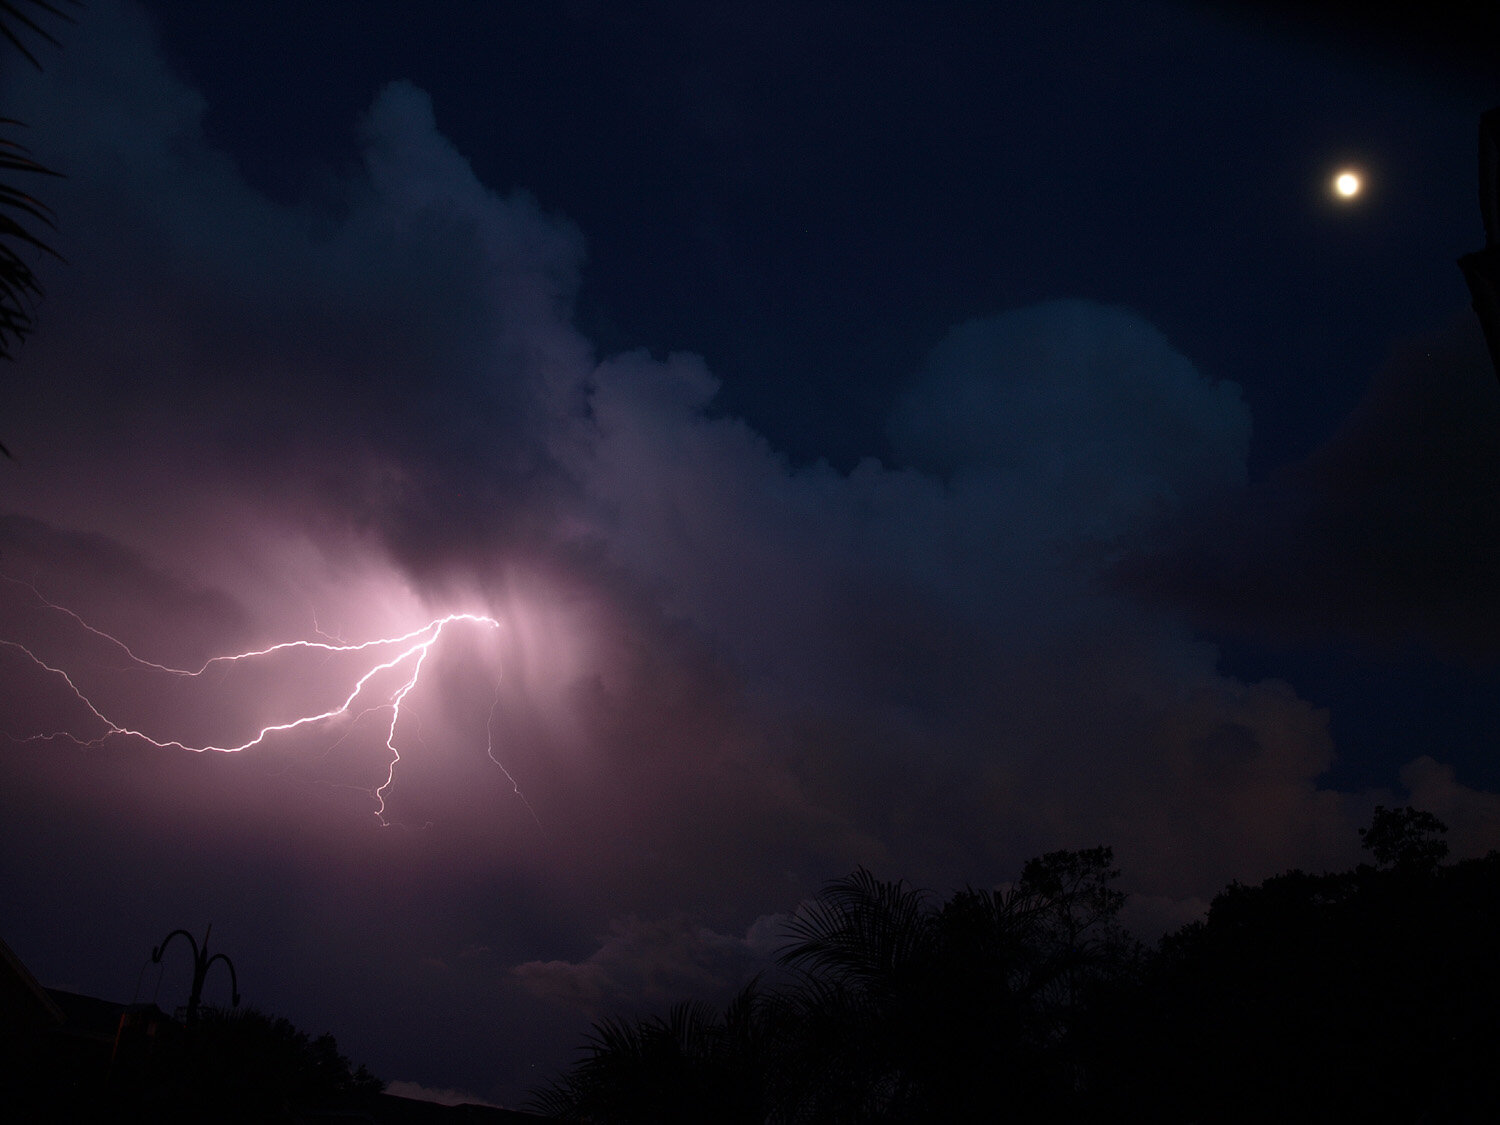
[0,573,525,826]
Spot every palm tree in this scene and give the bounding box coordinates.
[533,853,1136,1123]
[1,0,72,457]
[774,854,1135,1122]
[532,986,773,1124]
[1,0,70,65]
[0,115,59,368]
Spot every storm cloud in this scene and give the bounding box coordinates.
[2,1,1497,1106]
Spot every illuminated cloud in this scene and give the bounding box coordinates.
[513,913,786,1018]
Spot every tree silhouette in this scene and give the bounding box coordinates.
[772,852,1133,1121]
[773,868,947,1121]
[1458,106,1500,379]
[0,0,69,66]
[0,0,70,381]
[536,852,1136,1123]
[1093,808,1499,1123]
[112,1004,383,1122]
[1358,803,1449,871]
[530,986,771,1124]
[534,822,1500,1122]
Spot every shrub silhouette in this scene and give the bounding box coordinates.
[536,812,1500,1123]
[535,849,1136,1123]
[114,1004,382,1122]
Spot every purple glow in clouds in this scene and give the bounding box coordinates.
[0,573,531,826]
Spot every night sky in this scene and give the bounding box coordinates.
[2,0,1499,1108]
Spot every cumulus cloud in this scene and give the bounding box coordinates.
[1117,313,1500,657]
[891,302,1250,512]
[383,1080,498,1108]
[2,5,594,585]
[568,299,1358,899]
[514,913,786,1018]
[1397,755,1500,859]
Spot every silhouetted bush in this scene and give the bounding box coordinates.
[534,848,1138,1123]
[112,1004,383,1122]
[1088,817,1500,1123]
[535,813,1500,1123]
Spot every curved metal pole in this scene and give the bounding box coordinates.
[205,951,241,1008]
[151,928,200,967]
[151,924,238,1023]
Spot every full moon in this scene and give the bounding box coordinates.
[1334,170,1361,198]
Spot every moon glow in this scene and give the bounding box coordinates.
[1333,170,1361,199]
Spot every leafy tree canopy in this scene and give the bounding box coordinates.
[1358,803,1450,871]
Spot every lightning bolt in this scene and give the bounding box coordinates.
[0,576,531,826]
[487,687,541,827]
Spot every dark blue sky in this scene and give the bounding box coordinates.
[143,0,1487,473]
[2,0,1498,1107]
